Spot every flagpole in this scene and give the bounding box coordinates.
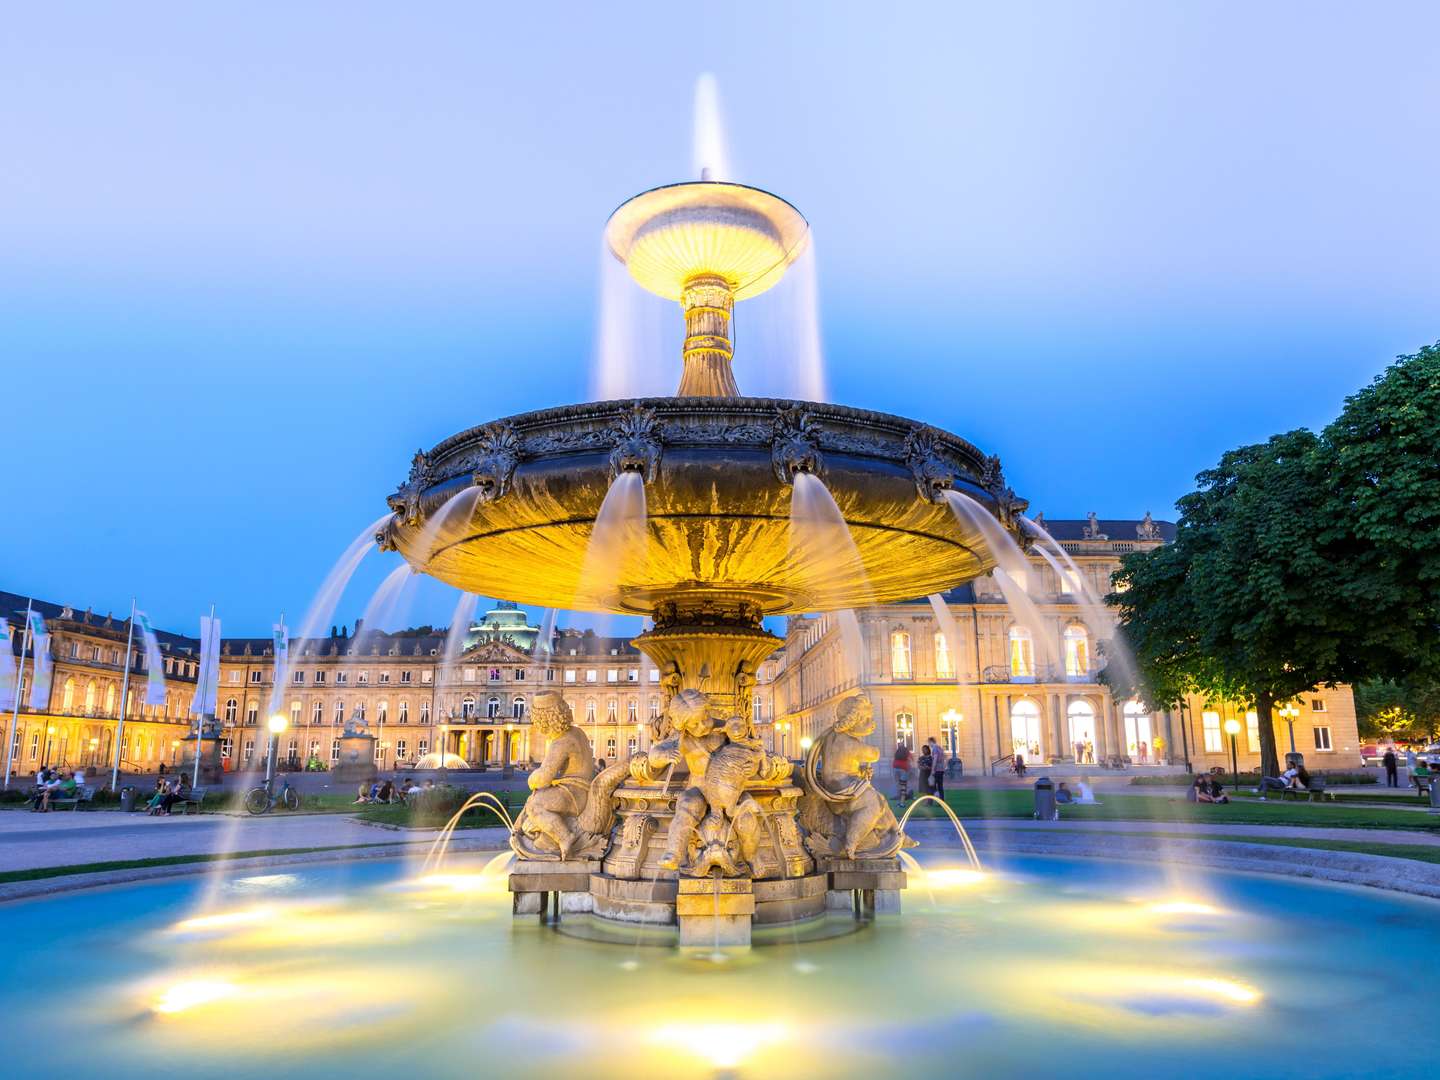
[3,599,34,790]
[108,598,137,792]
[193,602,215,789]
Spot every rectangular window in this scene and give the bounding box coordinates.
[545,668,556,682]
[379,671,390,684]
[1202,711,1222,753]
[1313,726,1333,752]
[250,670,262,683]
[585,670,597,683]
[421,671,432,684]
[357,671,369,684]
[229,669,240,683]
[1310,698,1326,713]
[401,670,412,683]
[418,738,429,759]
[293,670,305,684]
[463,668,476,683]
[397,739,407,760]
[564,669,577,684]
[336,671,348,684]
[1245,710,1260,754]
[514,669,525,681]
[420,701,431,724]
[607,668,619,683]
[314,670,326,684]
[649,669,660,683]
[627,668,638,683]
[330,739,340,762]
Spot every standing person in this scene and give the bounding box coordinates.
[928,737,947,799]
[1382,746,1399,788]
[918,744,933,797]
[892,740,913,803]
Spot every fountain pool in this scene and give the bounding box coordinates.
[3,853,1427,1079]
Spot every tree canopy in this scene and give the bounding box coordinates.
[1108,343,1440,778]
[1354,677,1440,745]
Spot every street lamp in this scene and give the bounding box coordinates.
[1278,702,1300,754]
[88,737,99,766]
[1223,717,1241,788]
[775,719,792,758]
[799,735,813,759]
[941,708,962,777]
[42,725,56,768]
[266,713,287,784]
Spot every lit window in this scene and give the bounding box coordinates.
[649,669,660,683]
[934,631,954,679]
[1067,700,1097,762]
[1009,699,1042,760]
[564,669,577,683]
[1313,726,1333,752]
[1009,626,1034,678]
[894,711,914,748]
[607,669,619,683]
[290,701,300,726]
[891,630,912,680]
[1202,710,1222,753]
[1063,625,1089,678]
[1245,710,1260,753]
[939,711,960,756]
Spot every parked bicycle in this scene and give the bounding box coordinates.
[244,775,300,815]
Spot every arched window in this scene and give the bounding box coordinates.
[420,701,431,723]
[290,701,301,726]
[1009,699,1043,761]
[461,695,475,719]
[894,711,915,748]
[1009,626,1034,678]
[1067,700,1096,762]
[940,710,961,756]
[312,700,323,723]
[224,697,238,723]
[246,700,258,725]
[606,698,618,723]
[486,696,500,719]
[649,697,660,719]
[1063,625,1089,678]
[585,699,597,724]
[934,631,954,679]
[104,684,116,716]
[334,699,346,723]
[399,700,409,723]
[626,698,637,723]
[1123,701,1153,762]
[378,699,389,723]
[61,678,75,712]
[512,696,525,719]
[891,630,912,680]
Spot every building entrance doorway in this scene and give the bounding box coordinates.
[1009,700,1043,762]
[1067,700,1097,763]
[1123,703,1154,763]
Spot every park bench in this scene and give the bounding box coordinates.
[1281,776,1332,802]
[1411,774,1433,797]
[49,785,98,811]
[173,787,209,814]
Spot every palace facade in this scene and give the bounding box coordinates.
[758,517,1360,773]
[2,519,1360,780]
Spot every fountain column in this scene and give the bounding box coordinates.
[677,274,738,396]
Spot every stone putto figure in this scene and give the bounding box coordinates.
[511,691,628,861]
[654,689,767,876]
[799,694,913,860]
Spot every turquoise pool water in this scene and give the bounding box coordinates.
[1,853,1430,1078]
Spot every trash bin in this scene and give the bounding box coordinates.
[119,785,138,812]
[1033,777,1057,821]
[1431,778,1440,810]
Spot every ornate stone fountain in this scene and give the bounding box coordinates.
[377,178,1027,945]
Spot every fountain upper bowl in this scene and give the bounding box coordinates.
[381,397,1026,616]
[604,181,810,301]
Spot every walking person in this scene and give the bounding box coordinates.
[918,744,933,797]
[928,736,947,799]
[1382,746,1399,788]
[892,740,913,803]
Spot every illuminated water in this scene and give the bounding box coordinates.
[2,853,1427,1079]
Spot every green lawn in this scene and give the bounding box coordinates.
[355,789,529,830]
[895,789,1440,831]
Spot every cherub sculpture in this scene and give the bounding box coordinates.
[655,689,767,875]
[799,694,913,860]
[511,691,629,861]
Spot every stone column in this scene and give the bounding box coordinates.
[1049,692,1063,762]
[1093,694,1111,761]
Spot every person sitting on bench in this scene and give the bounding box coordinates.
[1258,765,1303,798]
[160,774,191,815]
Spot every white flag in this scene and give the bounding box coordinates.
[0,618,16,712]
[27,611,51,710]
[135,610,167,706]
[190,615,222,716]
[268,620,289,713]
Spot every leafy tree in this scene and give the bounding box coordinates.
[1354,677,1440,744]
[1110,343,1440,778]
[1111,430,1344,778]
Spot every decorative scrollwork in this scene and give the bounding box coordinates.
[386,448,433,526]
[470,422,521,504]
[607,402,663,482]
[771,404,826,484]
[904,426,956,503]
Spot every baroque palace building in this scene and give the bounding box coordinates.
[2,519,1359,779]
[757,517,1361,774]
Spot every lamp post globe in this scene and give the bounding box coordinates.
[1223,718,1241,788]
[266,713,287,783]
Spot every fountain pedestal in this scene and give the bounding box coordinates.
[509,858,603,918]
[820,856,907,915]
[676,877,755,948]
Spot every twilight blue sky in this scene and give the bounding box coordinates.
[3,1,1437,635]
